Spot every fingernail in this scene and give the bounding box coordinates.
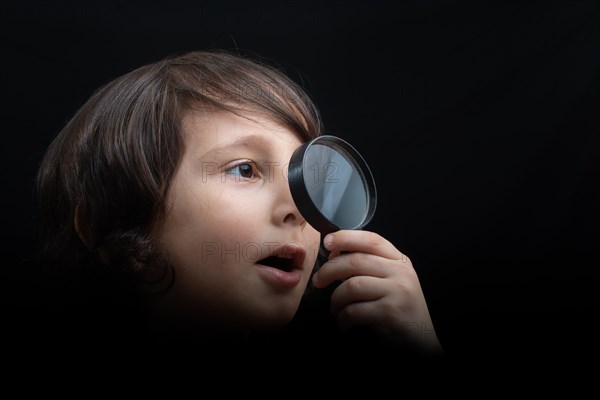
[323,234,334,250]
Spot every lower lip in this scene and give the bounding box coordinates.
[255,264,302,288]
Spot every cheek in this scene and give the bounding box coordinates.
[160,186,264,259]
[304,225,322,265]
[206,192,264,240]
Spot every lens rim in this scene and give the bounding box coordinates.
[288,135,377,235]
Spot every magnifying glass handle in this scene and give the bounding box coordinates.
[315,239,347,272]
[315,243,330,272]
[314,241,346,296]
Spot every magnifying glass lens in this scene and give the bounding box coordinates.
[288,135,377,245]
[302,143,369,229]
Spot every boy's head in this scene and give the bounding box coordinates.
[36,50,323,332]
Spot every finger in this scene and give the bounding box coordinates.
[329,275,387,315]
[312,253,398,288]
[324,230,407,261]
[335,301,386,332]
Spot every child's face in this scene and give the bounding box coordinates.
[155,110,321,331]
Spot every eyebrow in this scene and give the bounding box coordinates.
[199,134,274,159]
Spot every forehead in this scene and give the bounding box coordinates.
[181,110,302,154]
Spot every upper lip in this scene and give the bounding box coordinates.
[256,242,306,271]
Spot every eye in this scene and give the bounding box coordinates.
[225,161,260,181]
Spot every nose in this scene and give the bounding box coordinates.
[271,164,307,228]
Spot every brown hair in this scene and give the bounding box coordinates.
[35,50,322,291]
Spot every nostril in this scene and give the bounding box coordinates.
[284,211,306,226]
[283,212,297,224]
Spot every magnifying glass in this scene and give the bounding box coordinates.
[288,135,377,271]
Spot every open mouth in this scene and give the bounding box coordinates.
[257,255,295,272]
[256,243,306,273]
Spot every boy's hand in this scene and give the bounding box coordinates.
[311,230,442,352]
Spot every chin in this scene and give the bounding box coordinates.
[147,287,303,335]
[244,302,299,332]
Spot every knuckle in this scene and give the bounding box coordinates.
[348,252,368,270]
[344,276,363,294]
[339,304,359,321]
[366,231,382,249]
[401,253,412,265]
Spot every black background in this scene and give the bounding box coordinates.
[1,0,599,360]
